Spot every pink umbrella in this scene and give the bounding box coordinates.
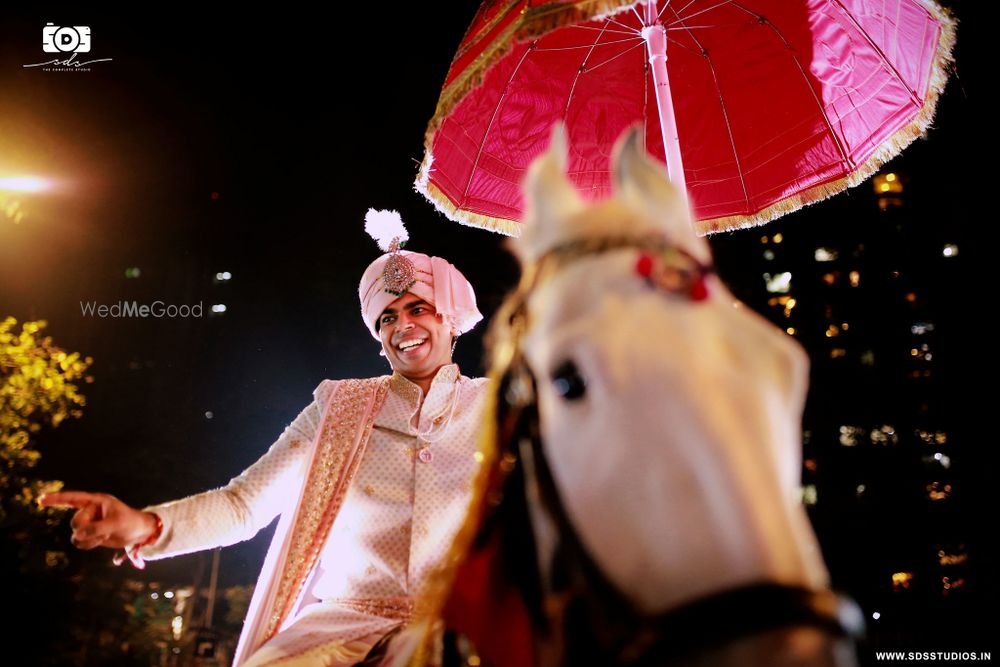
[416,0,956,235]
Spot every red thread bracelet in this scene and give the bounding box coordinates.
[113,513,162,570]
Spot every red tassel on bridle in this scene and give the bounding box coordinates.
[635,250,711,302]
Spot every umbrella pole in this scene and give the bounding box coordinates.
[642,0,689,207]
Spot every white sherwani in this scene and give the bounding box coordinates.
[141,364,488,666]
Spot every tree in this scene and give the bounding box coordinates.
[0,315,92,515]
[1,316,93,664]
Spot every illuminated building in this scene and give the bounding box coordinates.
[710,166,975,648]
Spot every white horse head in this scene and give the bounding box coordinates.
[509,124,830,615]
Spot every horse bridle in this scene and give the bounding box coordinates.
[492,233,714,410]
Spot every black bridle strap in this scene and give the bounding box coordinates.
[631,582,861,663]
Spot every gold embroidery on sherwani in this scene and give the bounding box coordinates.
[264,377,391,644]
[327,596,414,621]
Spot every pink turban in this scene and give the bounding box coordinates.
[358,250,483,340]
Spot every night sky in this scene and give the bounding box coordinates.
[1,0,992,657]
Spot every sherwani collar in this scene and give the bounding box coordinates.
[388,364,461,408]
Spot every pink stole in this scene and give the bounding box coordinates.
[232,376,391,665]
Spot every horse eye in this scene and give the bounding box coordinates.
[551,359,586,401]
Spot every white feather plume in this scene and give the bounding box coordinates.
[365,208,409,252]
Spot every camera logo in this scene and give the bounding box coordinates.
[42,23,91,53]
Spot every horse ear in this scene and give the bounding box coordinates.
[612,127,710,262]
[514,122,585,263]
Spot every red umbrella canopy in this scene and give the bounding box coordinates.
[417,0,956,236]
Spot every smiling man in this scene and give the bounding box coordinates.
[377,295,455,395]
[43,211,488,666]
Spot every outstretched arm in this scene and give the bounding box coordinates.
[43,380,335,563]
[39,491,159,550]
[137,390,328,560]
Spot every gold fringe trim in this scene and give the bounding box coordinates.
[451,2,528,69]
[696,0,957,236]
[413,159,522,237]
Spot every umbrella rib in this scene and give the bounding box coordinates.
[666,34,706,57]
[461,45,535,205]
[667,5,751,212]
[535,37,640,52]
[583,40,645,73]
[607,18,636,32]
[562,22,615,124]
[630,4,644,25]
[668,0,700,22]
[665,23,741,31]
[830,0,922,107]
[668,0,734,25]
[643,52,649,153]
[728,2,854,171]
[569,25,639,37]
